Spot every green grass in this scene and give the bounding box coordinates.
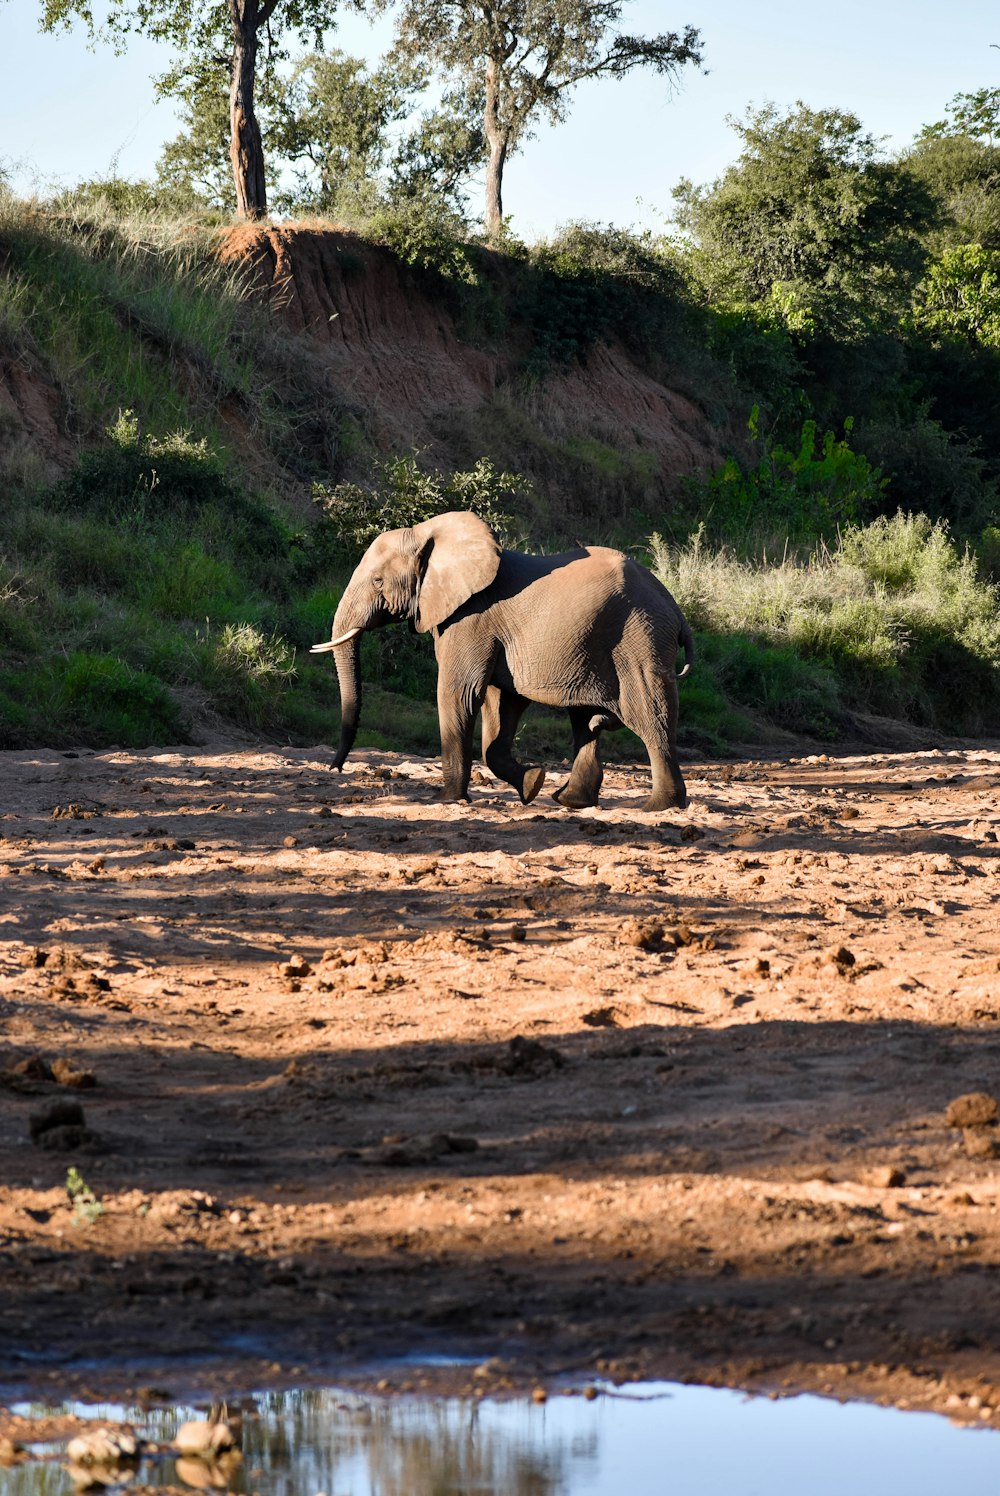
[651,512,1000,738]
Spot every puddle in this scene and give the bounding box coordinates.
[4,1381,999,1496]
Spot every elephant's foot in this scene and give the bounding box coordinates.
[519,766,546,804]
[437,785,471,803]
[551,781,600,811]
[641,787,688,812]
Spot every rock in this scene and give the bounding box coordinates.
[618,918,664,951]
[11,1054,54,1081]
[173,1420,236,1457]
[21,946,49,968]
[29,1098,84,1140]
[369,1132,480,1166]
[282,835,298,848]
[66,1427,142,1466]
[277,954,312,979]
[681,824,705,842]
[40,1124,104,1152]
[52,1057,97,1089]
[531,1386,548,1403]
[946,1092,998,1129]
[822,945,856,969]
[862,1165,906,1189]
[964,1127,1000,1159]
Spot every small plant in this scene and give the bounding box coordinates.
[65,1167,103,1226]
[204,622,297,728]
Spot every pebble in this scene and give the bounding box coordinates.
[52,1057,97,1089]
[862,1165,906,1189]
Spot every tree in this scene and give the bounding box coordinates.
[905,123,1000,254]
[381,0,703,235]
[674,104,938,336]
[919,88,1000,147]
[912,243,1000,348]
[39,0,340,219]
[270,53,484,216]
[155,49,484,219]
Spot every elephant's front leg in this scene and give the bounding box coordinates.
[436,668,482,802]
[481,686,546,804]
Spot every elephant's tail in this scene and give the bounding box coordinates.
[677,616,694,678]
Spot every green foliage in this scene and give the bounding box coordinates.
[65,1168,104,1227]
[919,88,1000,147]
[314,452,529,556]
[689,410,887,543]
[0,651,185,749]
[904,134,1000,253]
[650,512,1000,736]
[851,415,996,532]
[201,623,297,728]
[675,103,938,337]
[522,222,689,372]
[911,243,1000,347]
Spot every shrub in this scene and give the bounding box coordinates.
[650,511,1000,735]
[202,622,296,728]
[687,409,887,545]
[313,452,529,557]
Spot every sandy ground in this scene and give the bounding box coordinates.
[3,740,1000,1426]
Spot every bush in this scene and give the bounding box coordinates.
[650,511,1000,735]
[0,652,185,749]
[201,622,296,728]
[685,410,887,545]
[313,451,529,557]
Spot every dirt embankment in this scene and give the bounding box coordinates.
[218,223,723,487]
[2,742,1000,1417]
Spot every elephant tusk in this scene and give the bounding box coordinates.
[310,628,363,653]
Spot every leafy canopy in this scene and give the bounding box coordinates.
[674,103,938,335]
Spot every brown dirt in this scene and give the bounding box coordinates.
[2,741,1000,1423]
[216,224,722,484]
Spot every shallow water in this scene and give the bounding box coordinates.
[5,1381,999,1496]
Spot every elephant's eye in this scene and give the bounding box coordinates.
[372,575,384,591]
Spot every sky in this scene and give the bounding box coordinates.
[1,0,998,238]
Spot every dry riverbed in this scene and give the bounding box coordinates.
[2,740,1000,1428]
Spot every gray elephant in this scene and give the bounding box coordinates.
[312,511,693,812]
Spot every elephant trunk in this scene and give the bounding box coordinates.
[331,635,362,770]
[324,585,367,772]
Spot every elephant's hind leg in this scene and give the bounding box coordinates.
[552,708,609,810]
[481,687,545,804]
[621,676,688,813]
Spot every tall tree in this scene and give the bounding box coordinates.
[38,0,339,219]
[382,0,703,235]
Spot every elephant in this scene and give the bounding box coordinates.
[311,510,694,812]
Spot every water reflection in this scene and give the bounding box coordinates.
[5,1380,1000,1496]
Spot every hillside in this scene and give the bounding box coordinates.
[2,202,999,757]
[1,214,724,520]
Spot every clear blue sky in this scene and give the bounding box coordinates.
[1,0,997,237]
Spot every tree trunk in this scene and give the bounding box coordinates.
[483,58,507,236]
[229,0,267,220]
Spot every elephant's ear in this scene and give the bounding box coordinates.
[412,511,502,633]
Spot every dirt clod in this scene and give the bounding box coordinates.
[964,1127,1000,1159]
[946,1092,999,1129]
